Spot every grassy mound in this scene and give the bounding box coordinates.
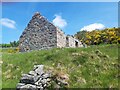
[1,44,119,88]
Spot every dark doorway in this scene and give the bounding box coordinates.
[75,41,78,47]
[66,37,68,41]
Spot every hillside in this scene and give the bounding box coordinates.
[2,44,119,88]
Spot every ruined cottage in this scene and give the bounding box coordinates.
[19,12,83,52]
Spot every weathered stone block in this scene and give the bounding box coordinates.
[20,74,38,84]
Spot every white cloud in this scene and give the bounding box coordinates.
[0,18,16,29]
[81,23,105,31]
[52,14,67,28]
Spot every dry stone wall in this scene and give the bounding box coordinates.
[16,65,69,89]
[16,65,51,89]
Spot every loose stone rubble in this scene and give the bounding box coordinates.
[19,12,83,52]
[16,65,69,90]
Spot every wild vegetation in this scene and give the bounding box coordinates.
[0,41,19,48]
[75,27,120,45]
[1,44,119,88]
[1,27,119,88]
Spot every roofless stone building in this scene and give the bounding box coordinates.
[19,12,83,52]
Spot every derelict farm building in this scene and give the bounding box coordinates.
[19,12,83,52]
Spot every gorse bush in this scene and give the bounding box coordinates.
[0,48,19,53]
[75,27,120,45]
[4,47,20,53]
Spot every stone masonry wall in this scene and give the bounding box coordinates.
[56,27,66,48]
[66,35,83,48]
[19,12,58,52]
[66,35,76,48]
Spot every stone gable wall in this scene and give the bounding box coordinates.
[19,12,58,52]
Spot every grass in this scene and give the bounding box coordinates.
[1,44,119,88]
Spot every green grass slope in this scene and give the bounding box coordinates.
[2,44,119,88]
